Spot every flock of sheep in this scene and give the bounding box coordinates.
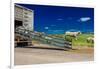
[65,31,94,43]
[34,31,94,43]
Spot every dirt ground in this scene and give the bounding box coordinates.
[14,44,94,65]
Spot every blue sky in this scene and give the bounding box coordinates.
[17,3,94,34]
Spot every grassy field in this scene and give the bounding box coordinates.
[72,34,94,47]
[32,33,94,47]
[49,33,94,47]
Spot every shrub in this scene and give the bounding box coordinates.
[64,35,73,42]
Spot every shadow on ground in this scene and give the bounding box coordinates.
[15,46,76,51]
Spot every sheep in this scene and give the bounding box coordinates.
[87,37,94,43]
[65,31,81,40]
[44,36,52,40]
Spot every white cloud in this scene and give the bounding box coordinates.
[57,18,63,21]
[78,17,91,22]
[44,27,49,29]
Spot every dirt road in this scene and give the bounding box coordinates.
[14,44,94,65]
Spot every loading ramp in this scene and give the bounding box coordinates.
[15,26,72,50]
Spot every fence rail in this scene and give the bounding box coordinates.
[15,26,72,49]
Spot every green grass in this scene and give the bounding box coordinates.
[33,33,94,47]
[72,34,94,47]
[49,34,94,47]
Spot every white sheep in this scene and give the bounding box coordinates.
[65,31,81,40]
[87,37,94,43]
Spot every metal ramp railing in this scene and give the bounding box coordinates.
[15,26,72,49]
